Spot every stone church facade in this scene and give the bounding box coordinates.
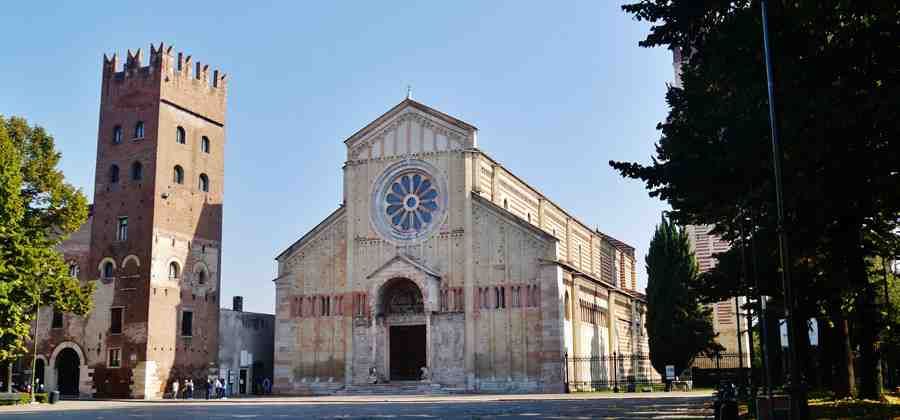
[27,43,226,398]
[273,99,651,394]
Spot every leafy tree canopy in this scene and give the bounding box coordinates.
[0,116,93,363]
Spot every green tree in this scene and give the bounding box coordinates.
[0,116,93,390]
[611,0,900,399]
[645,216,721,378]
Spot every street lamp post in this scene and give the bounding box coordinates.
[759,0,806,417]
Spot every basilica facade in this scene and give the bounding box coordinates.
[273,99,650,394]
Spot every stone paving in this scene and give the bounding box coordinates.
[0,392,714,419]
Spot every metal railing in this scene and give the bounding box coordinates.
[563,353,663,392]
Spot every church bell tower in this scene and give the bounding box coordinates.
[90,43,226,398]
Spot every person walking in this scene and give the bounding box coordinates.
[263,377,271,395]
[186,378,194,399]
[171,379,180,399]
[206,378,212,400]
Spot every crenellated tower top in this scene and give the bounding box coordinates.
[101,42,227,125]
[102,42,227,90]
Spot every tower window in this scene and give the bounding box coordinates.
[173,165,184,184]
[168,261,180,280]
[116,217,128,241]
[134,121,144,139]
[68,264,79,278]
[52,309,63,329]
[109,165,120,183]
[102,261,114,278]
[110,307,123,334]
[113,125,122,144]
[107,348,121,368]
[197,269,207,285]
[176,126,186,144]
[180,311,193,337]
[199,173,209,192]
[131,161,143,181]
[201,136,210,153]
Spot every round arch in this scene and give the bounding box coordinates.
[377,277,424,316]
[122,254,141,268]
[47,341,87,395]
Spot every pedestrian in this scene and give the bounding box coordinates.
[263,377,271,395]
[171,379,180,399]
[187,378,194,399]
[215,378,223,399]
[206,378,212,400]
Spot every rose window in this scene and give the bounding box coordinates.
[385,172,438,233]
[370,160,447,243]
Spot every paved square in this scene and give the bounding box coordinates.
[0,393,713,419]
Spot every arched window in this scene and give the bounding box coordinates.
[503,199,509,209]
[173,165,184,184]
[564,292,571,320]
[68,264,79,278]
[201,136,210,154]
[102,261,114,278]
[109,165,120,183]
[168,262,180,280]
[198,173,209,192]
[112,125,122,144]
[197,269,207,285]
[131,161,143,181]
[134,121,144,139]
[176,126,186,144]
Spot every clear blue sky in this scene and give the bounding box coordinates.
[1,1,672,314]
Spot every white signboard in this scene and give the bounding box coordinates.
[665,365,676,380]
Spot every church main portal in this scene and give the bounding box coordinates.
[389,325,426,381]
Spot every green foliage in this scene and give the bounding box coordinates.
[0,116,93,364]
[645,216,721,377]
[613,0,900,398]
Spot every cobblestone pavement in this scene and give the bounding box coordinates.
[0,392,714,419]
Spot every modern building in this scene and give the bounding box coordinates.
[218,297,275,395]
[683,225,750,359]
[272,99,651,394]
[26,43,227,398]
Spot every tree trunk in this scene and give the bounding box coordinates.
[834,313,856,398]
[816,316,833,390]
[848,230,883,399]
[765,306,784,387]
[3,361,11,393]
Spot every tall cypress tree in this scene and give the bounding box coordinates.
[645,216,720,378]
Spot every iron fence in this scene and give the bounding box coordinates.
[563,353,663,392]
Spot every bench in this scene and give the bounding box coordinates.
[0,392,24,405]
[671,380,693,391]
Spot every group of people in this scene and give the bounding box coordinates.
[170,377,228,399]
[169,376,272,399]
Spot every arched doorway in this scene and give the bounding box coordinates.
[55,348,80,395]
[382,278,426,381]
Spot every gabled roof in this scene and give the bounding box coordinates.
[344,98,477,147]
[275,206,345,261]
[366,253,441,280]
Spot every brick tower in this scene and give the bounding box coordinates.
[85,43,226,398]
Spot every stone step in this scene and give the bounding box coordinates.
[336,382,460,396]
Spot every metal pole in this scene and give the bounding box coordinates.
[737,218,748,391]
[759,0,805,416]
[613,352,619,392]
[30,300,39,402]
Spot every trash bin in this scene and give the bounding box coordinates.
[48,390,59,404]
